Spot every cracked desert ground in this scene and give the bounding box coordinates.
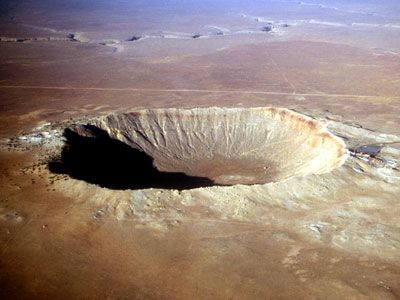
[1,0,400,299]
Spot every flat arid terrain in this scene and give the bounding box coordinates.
[1,0,400,299]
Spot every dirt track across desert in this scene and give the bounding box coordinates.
[1,85,399,100]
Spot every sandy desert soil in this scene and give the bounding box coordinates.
[1,1,400,299]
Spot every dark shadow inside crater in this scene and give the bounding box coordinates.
[48,126,214,190]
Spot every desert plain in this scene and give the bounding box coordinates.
[1,0,400,299]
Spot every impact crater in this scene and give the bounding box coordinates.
[59,107,347,187]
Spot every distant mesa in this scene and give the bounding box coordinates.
[99,39,119,45]
[0,36,53,42]
[67,33,78,42]
[206,26,227,36]
[0,37,26,42]
[126,35,141,42]
[262,25,272,32]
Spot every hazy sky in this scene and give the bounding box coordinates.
[1,0,399,39]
